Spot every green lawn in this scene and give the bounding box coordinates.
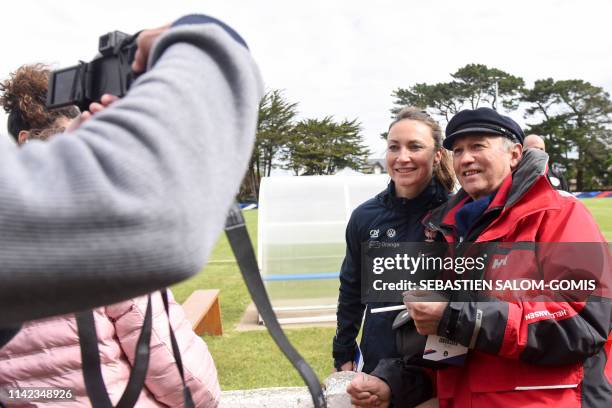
[583,198,612,240]
[173,198,611,391]
[172,211,336,390]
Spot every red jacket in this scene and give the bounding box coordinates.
[426,150,612,407]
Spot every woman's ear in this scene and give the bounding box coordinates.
[434,148,442,166]
[18,130,30,145]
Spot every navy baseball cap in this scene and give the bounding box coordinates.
[443,107,525,149]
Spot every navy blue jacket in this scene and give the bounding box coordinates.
[333,178,449,373]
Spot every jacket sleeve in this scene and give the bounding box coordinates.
[438,198,612,365]
[107,291,220,408]
[0,16,263,326]
[332,212,365,367]
[370,358,433,408]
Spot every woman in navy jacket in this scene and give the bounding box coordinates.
[333,107,454,373]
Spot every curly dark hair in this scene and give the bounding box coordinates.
[0,63,79,140]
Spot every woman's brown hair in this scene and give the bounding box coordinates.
[0,63,79,141]
[388,107,456,192]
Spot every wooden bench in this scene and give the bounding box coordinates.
[182,289,223,336]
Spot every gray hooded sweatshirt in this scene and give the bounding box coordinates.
[0,15,263,326]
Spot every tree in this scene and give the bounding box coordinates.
[391,82,464,122]
[388,64,611,190]
[282,117,369,175]
[240,90,298,200]
[523,79,612,190]
[391,64,524,124]
[452,64,524,111]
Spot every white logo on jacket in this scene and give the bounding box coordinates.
[369,229,380,238]
[386,228,396,238]
[549,176,561,187]
[492,256,508,269]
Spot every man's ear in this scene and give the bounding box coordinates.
[510,143,523,170]
[17,130,30,145]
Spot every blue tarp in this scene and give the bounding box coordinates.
[575,191,606,198]
[264,272,340,281]
[239,203,258,210]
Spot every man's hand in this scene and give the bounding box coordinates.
[403,291,448,335]
[347,373,391,408]
[131,24,171,73]
[66,94,119,132]
[87,94,120,114]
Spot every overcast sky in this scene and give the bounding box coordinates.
[1,0,611,156]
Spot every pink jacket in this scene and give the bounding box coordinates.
[0,291,220,407]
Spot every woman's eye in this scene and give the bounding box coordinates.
[388,145,399,152]
[409,145,424,151]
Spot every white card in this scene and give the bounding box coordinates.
[354,344,364,372]
[422,335,468,366]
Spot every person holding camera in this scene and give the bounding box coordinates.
[0,14,262,337]
[0,63,220,407]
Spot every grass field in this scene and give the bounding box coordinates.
[172,211,336,390]
[583,198,612,239]
[172,198,611,390]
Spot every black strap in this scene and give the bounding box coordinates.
[224,202,326,408]
[0,324,21,348]
[76,294,153,408]
[76,201,326,408]
[160,288,195,408]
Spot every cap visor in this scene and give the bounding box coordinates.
[443,127,505,149]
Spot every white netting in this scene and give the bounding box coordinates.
[257,174,389,314]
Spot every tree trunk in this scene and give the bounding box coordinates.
[250,168,260,200]
[265,146,273,177]
[576,149,584,192]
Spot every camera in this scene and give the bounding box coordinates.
[47,31,138,111]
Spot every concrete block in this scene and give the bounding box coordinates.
[324,371,356,408]
[220,387,313,408]
[218,373,438,408]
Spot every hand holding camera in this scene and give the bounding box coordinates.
[131,24,171,73]
[47,24,170,112]
[65,94,119,132]
[403,290,448,336]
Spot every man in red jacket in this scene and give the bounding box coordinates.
[348,107,611,408]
